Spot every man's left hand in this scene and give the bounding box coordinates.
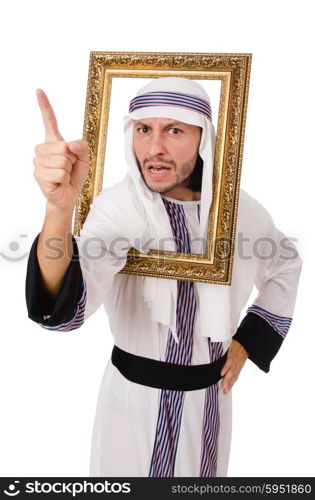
[220,339,249,394]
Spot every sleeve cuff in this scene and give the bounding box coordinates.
[232,312,284,373]
[25,233,84,328]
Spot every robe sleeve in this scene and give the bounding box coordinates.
[232,209,302,373]
[25,233,86,331]
[25,190,131,332]
[72,191,131,322]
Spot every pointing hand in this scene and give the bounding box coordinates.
[33,89,90,213]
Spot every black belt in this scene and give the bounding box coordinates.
[111,345,227,391]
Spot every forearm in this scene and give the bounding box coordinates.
[37,202,74,297]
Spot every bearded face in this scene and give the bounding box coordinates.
[133,117,201,198]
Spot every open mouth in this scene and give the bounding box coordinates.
[147,165,171,177]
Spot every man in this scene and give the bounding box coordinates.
[26,78,302,477]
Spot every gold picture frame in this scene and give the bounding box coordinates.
[73,51,251,285]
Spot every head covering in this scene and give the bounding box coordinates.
[123,77,231,343]
[124,77,215,249]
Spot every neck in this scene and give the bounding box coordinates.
[162,186,201,201]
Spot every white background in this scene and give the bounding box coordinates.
[0,0,314,478]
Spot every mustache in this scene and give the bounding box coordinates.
[143,157,176,168]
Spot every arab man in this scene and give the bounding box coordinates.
[26,77,302,477]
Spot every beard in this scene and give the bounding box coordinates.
[136,153,199,194]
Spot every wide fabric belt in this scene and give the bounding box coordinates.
[111,345,227,391]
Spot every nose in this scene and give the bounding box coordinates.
[147,131,167,157]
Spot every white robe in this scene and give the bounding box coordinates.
[73,182,301,477]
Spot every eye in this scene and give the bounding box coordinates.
[137,126,149,134]
[169,127,182,135]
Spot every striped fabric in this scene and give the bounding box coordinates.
[247,304,292,339]
[149,199,222,477]
[39,277,87,332]
[129,91,212,121]
[200,341,223,477]
[197,203,200,222]
[149,199,195,477]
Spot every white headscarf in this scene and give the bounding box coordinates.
[123,77,231,343]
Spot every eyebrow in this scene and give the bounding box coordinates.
[134,121,185,129]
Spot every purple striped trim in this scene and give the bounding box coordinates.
[149,390,186,476]
[197,203,200,223]
[149,199,221,477]
[149,200,197,477]
[129,91,212,121]
[247,304,292,339]
[200,341,223,477]
[39,278,87,332]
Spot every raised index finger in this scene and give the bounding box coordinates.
[36,89,63,142]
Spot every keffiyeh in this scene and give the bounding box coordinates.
[123,77,231,342]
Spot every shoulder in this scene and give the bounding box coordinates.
[90,174,142,215]
[93,175,134,204]
[239,188,272,216]
[82,174,148,240]
[237,188,274,236]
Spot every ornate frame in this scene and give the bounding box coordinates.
[73,51,251,285]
